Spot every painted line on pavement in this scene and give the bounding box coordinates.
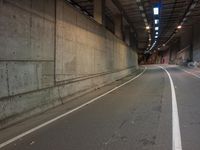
[0,67,147,149]
[180,68,200,79]
[158,66,182,150]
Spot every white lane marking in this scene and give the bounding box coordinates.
[0,67,147,149]
[158,66,182,150]
[180,68,200,79]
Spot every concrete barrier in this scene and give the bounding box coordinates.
[0,0,138,129]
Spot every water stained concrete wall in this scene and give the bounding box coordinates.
[0,0,138,128]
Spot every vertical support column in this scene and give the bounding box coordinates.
[130,30,137,49]
[94,0,105,24]
[114,14,123,39]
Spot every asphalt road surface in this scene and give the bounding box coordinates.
[0,65,200,150]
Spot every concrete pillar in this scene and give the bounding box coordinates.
[93,0,105,24]
[169,39,180,64]
[124,26,130,46]
[130,31,137,49]
[114,14,123,39]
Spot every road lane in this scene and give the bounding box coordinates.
[1,65,173,150]
[166,66,200,150]
[0,68,146,149]
[158,66,182,150]
[4,65,200,150]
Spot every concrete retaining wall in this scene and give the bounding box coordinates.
[0,0,138,128]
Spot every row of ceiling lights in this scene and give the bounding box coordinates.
[146,0,199,53]
[145,4,184,53]
[144,4,160,53]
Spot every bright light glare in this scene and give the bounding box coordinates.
[177,25,182,29]
[153,7,159,15]
[155,27,159,31]
[146,26,150,30]
[155,32,158,35]
[155,19,159,24]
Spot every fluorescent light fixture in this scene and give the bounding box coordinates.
[153,7,159,15]
[155,19,159,24]
[155,32,158,35]
[155,27,159,30]
[177,25,182,29]
[146,26,150,30]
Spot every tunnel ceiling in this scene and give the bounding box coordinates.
[66,0,200,52]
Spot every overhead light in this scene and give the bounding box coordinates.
[177,25,182,29]
[155,19,159,24]
[146,26,150,30]
[155,27,159,31]
[163,44,166,47]
[153,7,159,15]
[155,36,158,38]
[155,32,158,35]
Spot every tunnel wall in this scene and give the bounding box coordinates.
[193,23,200,62]
[169,40,180,64]
[0,0,138,128]
[175,27,192,64]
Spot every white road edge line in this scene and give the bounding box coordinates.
[180,68,200,79]
[158,66,182,150]
[0,67,147,149]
